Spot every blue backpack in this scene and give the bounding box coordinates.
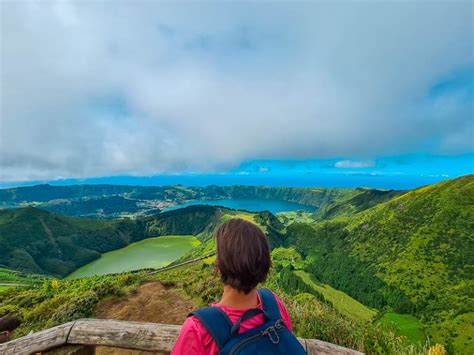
[189,288,307,354]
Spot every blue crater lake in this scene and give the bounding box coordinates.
[162,199,316,214]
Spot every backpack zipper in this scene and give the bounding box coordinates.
[228,321,284,355]
[262,326,280,344]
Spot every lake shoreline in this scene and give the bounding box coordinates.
[66,235,200,279]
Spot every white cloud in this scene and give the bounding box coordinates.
[0,1,472,181]
[334,160,376,169]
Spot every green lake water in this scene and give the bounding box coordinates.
[66,235,200,279]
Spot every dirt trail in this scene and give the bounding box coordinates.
[94,281,195,354]
[95,280,194,324]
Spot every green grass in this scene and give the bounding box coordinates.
[0,267,48,284]
[66,235,200,279]
[450,313,474,354]
[377,312,425,345]
[295,270,377,323]
[0,268,28,283]
[426,312,474,355]
[0,273,145,338]
[277,211,314,226]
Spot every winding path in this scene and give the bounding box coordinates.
[146,251,217,275]
[0,283,33,288]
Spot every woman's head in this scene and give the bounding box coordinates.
[215,218,271,294]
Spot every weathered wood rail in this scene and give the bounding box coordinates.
[0,318,363,354]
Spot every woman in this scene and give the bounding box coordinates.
[172,218,302,354]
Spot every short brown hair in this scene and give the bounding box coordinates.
[215,218,271,294]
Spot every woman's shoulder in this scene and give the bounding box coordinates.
[179,315,203,336]
[171,316,206,354]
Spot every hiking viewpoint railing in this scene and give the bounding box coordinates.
[0,318,363,354]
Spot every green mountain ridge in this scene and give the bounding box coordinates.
[287,174,474,352]
[313,188,404,221]
[0,183,355,204]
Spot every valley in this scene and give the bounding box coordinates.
[0,175,472,354]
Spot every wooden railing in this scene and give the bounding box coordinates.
[0,318,363,354]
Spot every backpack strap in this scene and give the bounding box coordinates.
[189,307,232,350]
[231,308,269,336]
[257,288,281,321]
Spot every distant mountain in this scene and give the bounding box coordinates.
[39,196,146,217]
[0,184,136,203]
[0,183,361,205]
[287,174,473,352]
[312,188,404,220]
[0,205,223,277]
[0,183,401,218]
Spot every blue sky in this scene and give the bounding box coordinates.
[234,154,473,178]
[1,154,471,190]
[0,1,472,188]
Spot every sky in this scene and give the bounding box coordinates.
[0,1,473,188]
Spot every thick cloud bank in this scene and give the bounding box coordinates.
[1,1,472,181]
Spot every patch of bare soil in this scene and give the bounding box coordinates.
[93,281,195,355]
[94,281,194,324]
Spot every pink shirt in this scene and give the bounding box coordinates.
[172,291,293,355]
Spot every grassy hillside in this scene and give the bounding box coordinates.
[0,259,423,354]
[0,205,223,277]
[294,270,377,323]
[270,246,377,324]
[287,174,474,353]
[376,312,425,345]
